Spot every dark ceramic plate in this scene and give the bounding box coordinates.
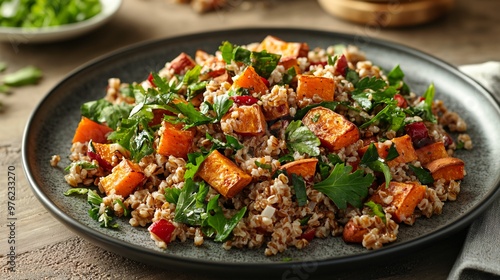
[22,28,500,276]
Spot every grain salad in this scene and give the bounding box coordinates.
[54,35,471,255]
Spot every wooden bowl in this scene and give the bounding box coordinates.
[317,0,455,27]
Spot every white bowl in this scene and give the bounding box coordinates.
[0,0,122,44]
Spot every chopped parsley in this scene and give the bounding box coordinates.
[64,161,97,172]
[291,173,308,207]
[365,201,386,223]
[206,195,247,242]
[219,41,281,78]
[360,143,392,188]
[65,189,119,229]
[409,165,434,185]
[314,163,374,209]
[285,120,320,157]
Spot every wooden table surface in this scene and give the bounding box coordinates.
[1,0,499,279]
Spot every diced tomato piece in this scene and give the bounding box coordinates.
[260,77,270,88]
[299,228,316,242]
[334,54,348,76]
[310,61,327,67]
[405,122,431,148]
[148,219,176,244]
[394,94,408,108]
[443,133,454,147]
[147,73,156,87]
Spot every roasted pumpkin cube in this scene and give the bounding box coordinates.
[415,141,449,165]
[280,158,318,179]
[370,181,426,223]
[257,35,309,59]
[157,122,195,160]
[92,142,129,167]
[302,106,359,151]
[72,117,113,144]
[197,150,252,198]
[232,66,268,95]
[358,135,418,167]
[425,157,465,181]
[342,219,369,244]
[100,159,145,197]
[279,57,301,74]
[296,74,336,102]
[222,104,267,136]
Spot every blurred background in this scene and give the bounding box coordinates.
[1,0,499,278]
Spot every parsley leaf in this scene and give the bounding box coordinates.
[2,66,42,86]
[206,133,243,151]
[218,41,281,78]
[281,66,297,85]
[174,102,213,129]
[351,76,393,111]
[63,188,89,196]
[250,50,281,78]
[291,174,308,207]
[387,65,410,94]
[360,143,392,188]
[87,190,118,229]
[409,165,434,185]
[360,102,406,132]
[64,161,97,172]
[285,120,320,156]
[411,83,437,123]
[255,160,273,171]
[213,94,234,121]
[183,65,207,100]
[206,194,247,242]
[108,117,155,162]
[314,163,374,209]
[81,99,133,130]
[386,143,400,161]
[164,187,182,204]
[365,201,386,223]
[185,152,207,180]
[174,179,208,226]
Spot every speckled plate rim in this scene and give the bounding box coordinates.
[22,28,500,276]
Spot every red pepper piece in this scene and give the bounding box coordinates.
[148,219,176,244]
[230,95,259,106]
[334,54,348,76]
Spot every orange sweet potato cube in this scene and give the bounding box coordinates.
[342,219,369,244]
[197,150,252,198]
[257,35,309,59]
[415,141,449,165]
[100,159,145,197]
[92,142,129,167]
[358,135,418,167]
[302,106,359,151]
[157,122,195,160]
[222,104,267,136]
[232,66,268,95]
[280,158,318,179]
[72,117,113,144]
[425,157,465,181]
[369,181,426,223]
[385,135,418,167]
[296,75,336,102]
